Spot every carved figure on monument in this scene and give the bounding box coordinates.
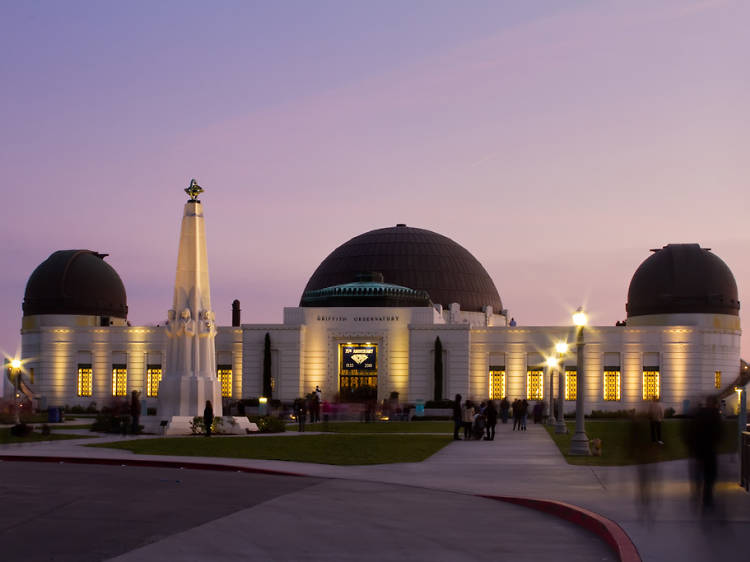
[199,310,215,335]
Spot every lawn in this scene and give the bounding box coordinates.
[545,419,739,466]
[0,428,95,444]
[90,434,453,465]
[286,420,454,434]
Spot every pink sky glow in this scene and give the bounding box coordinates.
[1,0,748,363]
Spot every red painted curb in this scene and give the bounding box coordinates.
[0,455,309,478]
[479,495,641,562]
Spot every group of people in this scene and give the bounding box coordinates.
[452,395,498,440]
[452,395,545,440]
[293,385,323,431]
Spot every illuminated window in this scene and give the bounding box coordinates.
[642,369,660,400]
[217,365,232,397]
[77,364,93,397]
[527,369,543,400]
[565,369,577,401]
[489,367,506,399]
[603,370,621,401]
[146,365,162,397]
[714,371,721,390]
[112,364,127,396]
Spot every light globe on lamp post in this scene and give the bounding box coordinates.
[569,307,591,455]
[554,342,569,434]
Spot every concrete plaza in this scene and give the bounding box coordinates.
[1,421,747,561]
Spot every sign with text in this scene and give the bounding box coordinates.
[341,344,377,371]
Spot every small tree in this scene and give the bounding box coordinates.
[263,332,273,399]
[434,336,443,401]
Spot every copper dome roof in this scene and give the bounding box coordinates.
[301,225,502,312]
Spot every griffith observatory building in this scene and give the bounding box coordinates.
[12,188,744,417]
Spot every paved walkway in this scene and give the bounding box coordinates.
[1,422,748,561]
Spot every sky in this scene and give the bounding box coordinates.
[1,0,748,362]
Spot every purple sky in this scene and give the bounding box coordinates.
[2,0,748,362]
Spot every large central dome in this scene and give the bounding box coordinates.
[301,225,502,312]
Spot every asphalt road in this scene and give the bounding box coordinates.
[0,462,614,562]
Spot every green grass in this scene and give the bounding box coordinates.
[51,424,93,430]
[89,434,453,465]
[0,428,95,444]
[286,420,454,434]
[545,419,738,466]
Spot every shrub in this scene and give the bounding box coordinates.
[241,397,260,407]
[70,405,85,414]
[10,423,32,437]
[190,416,226,435]
[91,399,131,433]
[190,416,205,435]
[664,407,676,418]
[146,407,157,416]
[425,399,454,409]
[86,402,98,413]
[589,409,636,419]
[247,415,286,433]
[40,424,51,436]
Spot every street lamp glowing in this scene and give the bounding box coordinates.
[11,359,21,369]
[735,387,743,398]
[546,357,558,368]
[555,342,569,354]
[572,307,587,327]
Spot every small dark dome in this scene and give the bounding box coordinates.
[626,244,739,318]
[301,225,502,312]
[23,250,128,319]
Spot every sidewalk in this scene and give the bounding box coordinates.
[1,421,747,561]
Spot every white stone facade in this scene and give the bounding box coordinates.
[18,303,741,416]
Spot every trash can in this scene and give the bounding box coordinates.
[47,407,62,423]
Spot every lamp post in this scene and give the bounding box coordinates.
[569,307,590,455]
[546,356,557,425]
[737,387,746,464]
[554,342,569,434]
[9,359,22,424]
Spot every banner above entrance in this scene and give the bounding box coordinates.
[342,344,377,371]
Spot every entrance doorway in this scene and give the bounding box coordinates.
[339,343,378,401]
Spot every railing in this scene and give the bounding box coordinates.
[742,432,750,491]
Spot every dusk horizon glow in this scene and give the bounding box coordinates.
[2,1,748,368]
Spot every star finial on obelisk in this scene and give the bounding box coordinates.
[185,178,204,201]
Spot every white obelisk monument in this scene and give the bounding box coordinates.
[157,180,254,435]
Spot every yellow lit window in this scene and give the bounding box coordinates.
[146,365,162,397]
[77,364,93,397]
[112,364,127,396]
[604,370,621,401]
[217,365,232,397]
[565,369,577,401]
[643,370,660,400]
[527,370,543,400]
[714,371,721,390]
[489,367,506,399]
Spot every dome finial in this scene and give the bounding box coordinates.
[185,179,204,201]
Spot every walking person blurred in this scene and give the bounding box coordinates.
[687,396,723,511]
[500,397,510,424]
[485,400,497,440]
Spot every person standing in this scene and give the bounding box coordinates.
[452,394,463,440]
[500,397,510,424]
[462,400,475,440]
[648,397,664,444]
[294,398,306,432]
[521,399,529,431]
[130,390,141,434]
[485,400,497,440]
[688,396,723,509]
[512,399,520,431]
[204,400,214,437]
